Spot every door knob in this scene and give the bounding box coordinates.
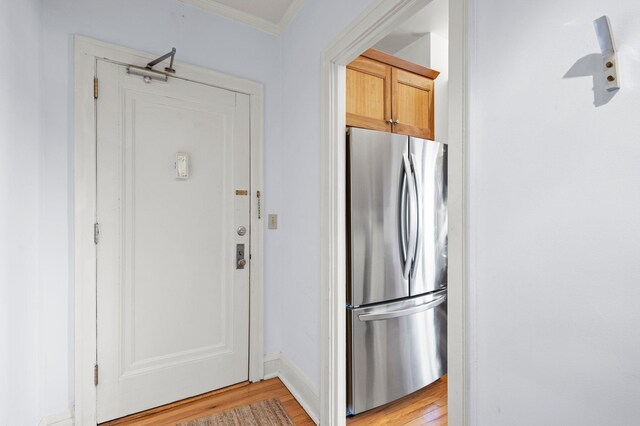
[237,259,247,268]
[237,226,247,236]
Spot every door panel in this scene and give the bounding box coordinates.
[410,138,448,296]
[347,290,448,415]
[96,60,250,422]
[346,57,392,132]
[347,128,409,307]
[392,68,434,139]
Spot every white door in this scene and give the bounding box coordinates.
[96,60,251,422]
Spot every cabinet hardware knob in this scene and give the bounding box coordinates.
[393,119,400,124]
[387,119,393,124]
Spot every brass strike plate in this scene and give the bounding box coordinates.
[235,190,248,196]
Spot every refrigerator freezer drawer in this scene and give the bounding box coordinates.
[347,290,447,415]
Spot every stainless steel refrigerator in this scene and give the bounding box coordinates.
[346,127,448,415]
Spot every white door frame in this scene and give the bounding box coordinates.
[74,36,265,425]
[319,0,470,424]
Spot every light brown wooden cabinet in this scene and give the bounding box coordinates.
[346,49,439,140]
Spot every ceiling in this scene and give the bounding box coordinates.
[373,0,448,54]
[180,0,304,34]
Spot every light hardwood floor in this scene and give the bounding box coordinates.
[347,375,448,426]
[100,375,447,425]
[99,378,314,426]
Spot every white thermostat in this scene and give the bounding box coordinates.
[175,152,189,179]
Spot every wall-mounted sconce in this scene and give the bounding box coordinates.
[593,16,619,92]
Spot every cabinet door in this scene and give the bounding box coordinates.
[346,56,392,132]
[392,67,434,140]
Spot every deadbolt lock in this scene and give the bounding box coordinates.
[236,244,246,270]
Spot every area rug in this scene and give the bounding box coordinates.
[177,398,295,426]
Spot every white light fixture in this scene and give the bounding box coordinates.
[593,16,620,92]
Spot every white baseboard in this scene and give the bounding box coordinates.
[263,352,320,424]
[263,352,281,379]
[39,408,74,426]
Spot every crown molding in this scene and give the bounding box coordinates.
[277,0,304,33]
[179,0,304,35]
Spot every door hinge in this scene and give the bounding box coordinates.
[94,77,99,99]
[94,222,100,244]
[94,364,99,386]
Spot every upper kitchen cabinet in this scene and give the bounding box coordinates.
[346,55,392,132]
[346,49,439,140]
[392,67,435,140]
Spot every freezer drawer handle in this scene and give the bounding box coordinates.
[357,293,447,322]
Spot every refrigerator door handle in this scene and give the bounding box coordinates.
[410,153,423,278]
[358,292,447,321]
[399,162,409,267]
[402,154,417,279]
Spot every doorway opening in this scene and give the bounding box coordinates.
[319,0,470,424]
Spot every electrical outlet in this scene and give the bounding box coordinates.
[268,214,278,230]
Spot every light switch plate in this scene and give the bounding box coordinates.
[268,214,278,230]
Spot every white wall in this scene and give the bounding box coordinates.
[278,0,378,388]
[37,0,285,420]
[429,33,448,144]
[395,33,432,67]
[0,0,42,424]
[471,0,640,424]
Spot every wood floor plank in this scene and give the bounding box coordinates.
[347,375,448,426]
[401,405,448,426]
